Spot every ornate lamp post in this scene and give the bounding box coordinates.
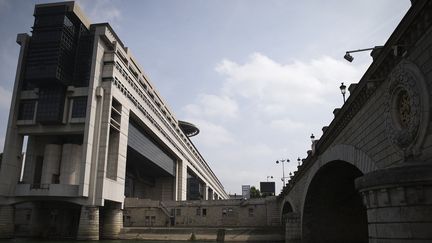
[340,82,347,103]
[276,159,289,187]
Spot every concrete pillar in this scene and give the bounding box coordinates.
[77,206,99,240]
[41,144,62,184]
[285,212,301,243]
[0,205,14,238]
[203,185,208,200]
[0,34,29,196]
[60,144,82,185]
[101,207,123,239]
[176,161,187,200]
[356,163,432,242]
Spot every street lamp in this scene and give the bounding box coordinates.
[297,157,301,166]
[266,175,273,182]
[310,133,315,142]
[343,46,383,62]
[340,82,347,103]
[276,159,289,187]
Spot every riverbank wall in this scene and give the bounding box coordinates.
[120,197,284,241]
[120,227,284,242]
[124,197,281,228]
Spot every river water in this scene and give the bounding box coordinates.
[0,240,282,243]
[2,240,209,243]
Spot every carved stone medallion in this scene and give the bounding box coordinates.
[385,61,428,157]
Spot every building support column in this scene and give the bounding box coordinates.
[203,184,208,200]
[101,205,123,239]
[176,161,187,200]
[77,206,99,240]
[356,163,432,242]
[0,205,14,238]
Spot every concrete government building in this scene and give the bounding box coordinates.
[0,1,228,240]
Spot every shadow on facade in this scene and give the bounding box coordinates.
[14,200,81,239]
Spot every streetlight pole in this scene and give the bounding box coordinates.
[276,159,289,187]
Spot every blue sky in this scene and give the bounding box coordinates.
[0,0,411,194]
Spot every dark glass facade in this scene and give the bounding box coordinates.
[71,96,87,118]
[187,173,203,200]
[36,86,66,124]
[22,5,94,124]
[17,100,36,120]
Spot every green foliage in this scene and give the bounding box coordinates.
[250,186,262,198]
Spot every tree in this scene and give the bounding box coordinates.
[250,186,261,198]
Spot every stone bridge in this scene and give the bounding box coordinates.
[280,1,432,242]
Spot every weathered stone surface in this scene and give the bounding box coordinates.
[77,206,99,240]
[0,205,14,239]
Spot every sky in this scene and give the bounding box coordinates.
[0,0,411,195]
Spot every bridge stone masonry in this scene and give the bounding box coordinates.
[280,1,432,243]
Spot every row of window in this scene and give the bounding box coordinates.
[17,97,87,121]
[174,207,254,217]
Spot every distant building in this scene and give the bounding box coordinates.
[260,182,275,196]
[241,185,251,199]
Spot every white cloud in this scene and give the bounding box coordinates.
[77,0,122,27]
[270,118,306,133]
[216,53,363,110]
[189,119,236,148]
[183,94,238,121]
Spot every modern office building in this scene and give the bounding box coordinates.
[0,1,228,239]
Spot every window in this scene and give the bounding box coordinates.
[151,216,156,226]
[222,208,227,216]
[36,87,66,124]
[176,208,181,216]
[71,97,87,118]
[202,208,207,216]
[248,208,254,217]
[18,100,36,120]
[196,208,201,216]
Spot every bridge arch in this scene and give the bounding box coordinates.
[280,199,294,225]
[299,144,377,243]
[300,144,377,211]
[302,160,368,243]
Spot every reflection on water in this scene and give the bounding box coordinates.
[0,240,195,243]
[0,240,283,243]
